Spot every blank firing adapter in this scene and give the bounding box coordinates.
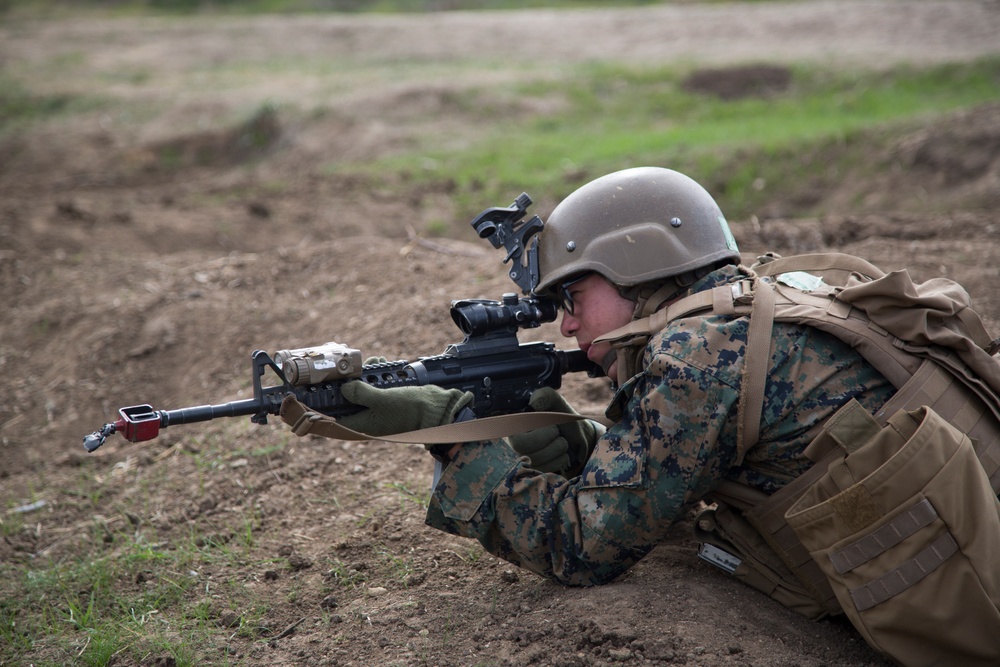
[272,342,363,386]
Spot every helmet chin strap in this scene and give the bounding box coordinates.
[600,349,618,376]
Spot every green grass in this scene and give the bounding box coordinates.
[1,539,192,666]
[0,522,275,666]
[337,56,1000,221]
[0,77,77,124]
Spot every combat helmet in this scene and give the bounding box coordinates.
[534,167,741,298]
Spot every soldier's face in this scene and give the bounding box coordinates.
[558,273,634,378]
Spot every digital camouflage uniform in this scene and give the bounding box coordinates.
[426,265,896,586]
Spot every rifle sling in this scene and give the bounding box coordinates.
[279,394,595,444]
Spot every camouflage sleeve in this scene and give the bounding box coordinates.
[425,318,746,586]
[424,313,894,585]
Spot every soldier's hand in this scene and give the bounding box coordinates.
[507,388,605,476]
[337,381,473,437]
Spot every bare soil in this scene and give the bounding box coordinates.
[2,2,1000,666]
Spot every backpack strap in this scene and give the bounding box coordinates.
[593,289,717,348]
[593,275,775,463]
[737,276,776,464]
[753,252,885,281]
[592,289,718,386]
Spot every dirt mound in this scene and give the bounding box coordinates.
[681,65,792,100]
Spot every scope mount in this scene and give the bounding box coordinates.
[469,192,544,295]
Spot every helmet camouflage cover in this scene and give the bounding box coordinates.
[534,167,741,297]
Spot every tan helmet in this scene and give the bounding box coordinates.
[534,167,741,297]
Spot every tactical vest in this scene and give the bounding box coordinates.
[594,252,1000,621]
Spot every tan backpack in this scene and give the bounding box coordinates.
[599,252,1000,666]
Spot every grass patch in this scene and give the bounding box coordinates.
[336,56,1000,221]
[0,77,77,127]
[0,539,194,665]
[0,501,272,666]
[0,421,295,666]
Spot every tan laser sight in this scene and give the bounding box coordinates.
[273,342,363,386]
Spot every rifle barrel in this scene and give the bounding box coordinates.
[160,398,263,426]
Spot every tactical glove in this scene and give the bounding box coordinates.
[336,381,474,438]
[507,387,604,477]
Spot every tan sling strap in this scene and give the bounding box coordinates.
[278,393,594,444]
[592,289,718,387]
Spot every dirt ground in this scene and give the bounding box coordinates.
[2,2,1000,666]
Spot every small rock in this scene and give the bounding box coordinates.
[198,496,217,513]
[219,611,241,628]
[248,201,271,218]
[607,648,632,661]
[287,555,312,571]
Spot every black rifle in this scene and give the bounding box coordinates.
[83,294,601,452]
[84,192,596,452]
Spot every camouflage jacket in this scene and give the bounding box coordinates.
[425,266,895,586]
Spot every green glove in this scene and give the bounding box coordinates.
[337,381,473,437]
[507,388,605,476]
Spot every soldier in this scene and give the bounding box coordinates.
[329,166,897,588]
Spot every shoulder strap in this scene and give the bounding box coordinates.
[592,289,717,348]
[592,276,775,464]
[737,277,776,463]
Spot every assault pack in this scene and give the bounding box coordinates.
[601,252,1000,666]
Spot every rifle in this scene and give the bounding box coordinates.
[83,295,600,452]
[83,192,597,452]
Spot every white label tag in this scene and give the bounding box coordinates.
[698,543,742,574]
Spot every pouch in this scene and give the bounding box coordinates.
[785,405,1000,666]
